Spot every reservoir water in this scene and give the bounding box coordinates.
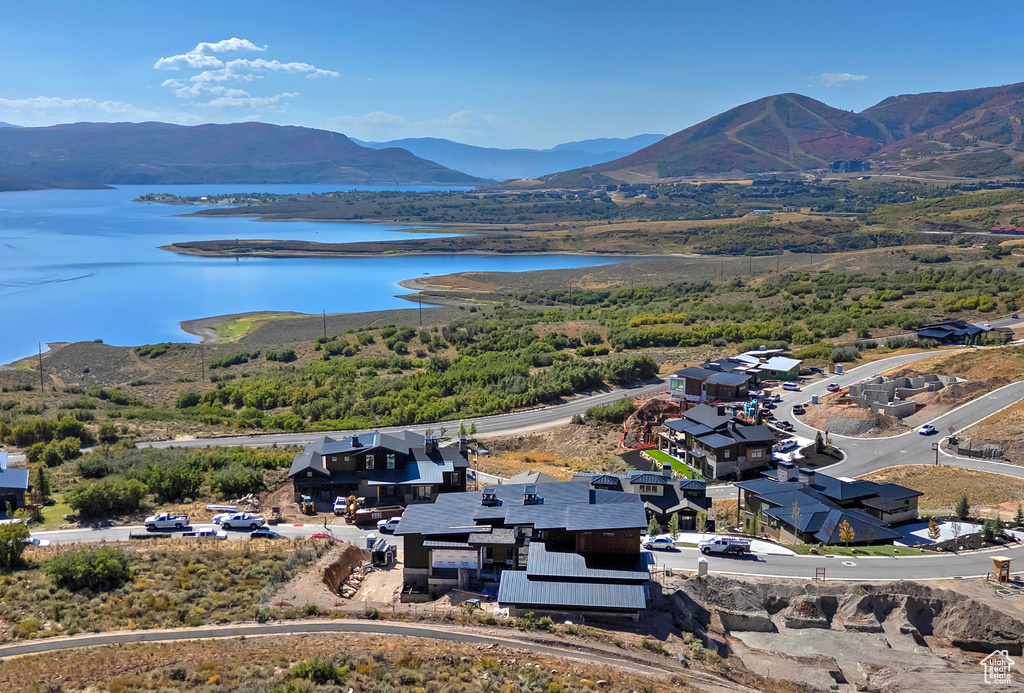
[0,185,622,365]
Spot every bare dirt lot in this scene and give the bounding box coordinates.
[481,422,625,479]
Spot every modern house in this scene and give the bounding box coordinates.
[668,349,802,402]
[917,319,1005,345]
[573,468,710,531]
[736,462,922,545]
[288,430,469,506]
[0,451,28,515]
[396,481,650,619]
[658,404,777,480]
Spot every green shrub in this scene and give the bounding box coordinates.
[0,522,30,568]
[65,477,148,518]
[44,547,132,591]
[176,392,202,409]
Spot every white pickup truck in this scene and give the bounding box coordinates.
[144,512,190,531]
[697,537,751,556]
[220,512,266,531]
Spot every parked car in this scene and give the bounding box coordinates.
[762,410,774,419]
[826,383,841,393]
[212,512,234,525]
[917,424,937,436]
[792,405,806,416]
[377,516,402,533]
[776,421,795,432]
[697,537,751,556]
[23,537,51,547]
[220,512,266,530]
[1012,314,1019,319]
[808,366,823,375]
[773,439,800,453]
[782,383,801,392]
[768,393,783,403]
[642,534,677,551]
[333,496,349,516]
[181,528,228,540]
[144,512,190,531]
[250,527,286,540]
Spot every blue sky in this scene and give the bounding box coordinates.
[1,1,1022,148]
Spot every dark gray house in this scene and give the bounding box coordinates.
[288,431,469,506]
[573,469,710,531]
[396,481,650,619]
[658,404,776,480]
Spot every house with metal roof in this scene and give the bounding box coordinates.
[0,451,29,516]
[573,468,711,531]
[736,462,921,545]
[658,404,777,481]
[288,430,468,508]
[917,319,993,345]
[396,481,650,618]
[668,366,750,403]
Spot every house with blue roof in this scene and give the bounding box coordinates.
[288,430,469,508]
[0,451,29,516]
[396,481,651,619]
[573,467,710,531]
[736,462,921,545]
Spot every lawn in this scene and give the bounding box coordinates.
[644,448,698,479]
[212,312,301,342]
[785,544,930,556]
[37,493,73,529]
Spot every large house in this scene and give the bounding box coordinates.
[917,319,1009,345]
[396,481,650,619]
[0,452,28,516]
[573,468,710,531]
[736,462,922,545]
[288,430,469,506]
[658,404,776,480]
[668,349,802,403]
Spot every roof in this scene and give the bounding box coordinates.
[860,496,913,513]
[812,508,901,544]
[694,433,736,450]
[727,424,776,444]
[761,356,801,372]
[0,465,29,491]
[704,372,750,386]
[467,527,518,545]
[396,481,647,537]
[365,459,455,486]
[288,430,469,479]
[682,404,734,429]
[872,482,923,500]
[508,471,559,485]
[422,540,473,549]
[525,541,650,582]
[497,570,647,611]
[628,473,670,486]
[675,366,716,380]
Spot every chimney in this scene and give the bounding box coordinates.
[481,486,499,506]
[717,404,726,416]
[459,434,468,454]
[523,484,541,505]
[776,461,796,482]
[350,434,360,448]
[798,467,816,486]
[424,434,438,454]
[662,461,672,476]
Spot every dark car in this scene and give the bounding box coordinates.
[250,528,286,540]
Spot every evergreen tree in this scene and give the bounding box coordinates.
[955,493,971,521]
[667,513,680,539]
[468,422,477,437]
[647,516,662,537]
[35,467,50,502]
[814,431,825,455]
[1015,504,1023,527]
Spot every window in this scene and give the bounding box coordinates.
[450,472,460,485]
[386,454,396,470]
[415,486,431,500]
[330,455,337,463]
[637,484,661,494]
[366,454,375,470]
[749,448,762,459]
[603,532,615,537]
[344,455,350,462]
[722,449,731,459]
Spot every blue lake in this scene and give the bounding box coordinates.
[0,185,623,364]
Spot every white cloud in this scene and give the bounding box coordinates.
[191,58,338,83]
[154,37,266,70]
[327,109,508,143]
[0,96,159,121]
[200,92,299,111]
[815,72,869,87]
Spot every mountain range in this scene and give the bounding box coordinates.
[547,81,1024,184]
[351,134,664,180]
[0,122,483,190]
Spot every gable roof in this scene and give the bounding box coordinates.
[525,541,650,582]
[675,366,716,380]
[704,371,750,386]
[682,403,733,429]
[288,430,469,479]
[0,464,29,491]
[497,570,647,611]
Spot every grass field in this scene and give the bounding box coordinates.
[785,544,930,556]
[863,464,1024,518]
[211,311,303,342]
[644,448,698,479]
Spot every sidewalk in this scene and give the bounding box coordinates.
[672,531,797,556]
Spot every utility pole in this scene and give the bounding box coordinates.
[37,343,44,403]
[417,293,422,326]
[721,259,725,282]
[200,342,205,382]
[322,310,327,340]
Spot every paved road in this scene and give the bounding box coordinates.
[136,380,665,451]
[0,620,679,679]
[33,521,403,550]
[647,542,1024,581]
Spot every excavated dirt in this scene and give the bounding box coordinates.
[801,399,902,436]
[623,396,681,449]
[323,543,372,596]
[670,575,1024,692]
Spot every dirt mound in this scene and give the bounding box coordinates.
[675,575,1024,655]
[623,397,680,448]
[323,543,371,596]
[909,379,992,407]
[801,400,889,436]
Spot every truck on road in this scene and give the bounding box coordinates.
[219,512,266,530]
[697,537,751,556]
[144,512,190,531]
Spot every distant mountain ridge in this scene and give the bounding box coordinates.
[547,82,1024,183]
[352,134,665,180]
[0,121,483,191]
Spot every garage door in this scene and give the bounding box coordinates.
[431,548,478,570]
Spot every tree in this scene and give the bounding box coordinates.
[44,547,131,590]
[667,513,680,539]
[949,519,962,547]
[697,510,707,533]
[994,515,1005,538]
[468,422,477,437]
[647,516,662,537]
[0,522,30,569]
[982,518,996,542]
[755,408,764,425]
[458,420,467,437]
[814,431,825,455]
[35,467,50,503]
[955,493,971,521]
[790,501,803,534]
[97,423,119,445]
[838,519,856,547]
[1015,504,1023,527]
[927,517,941,542]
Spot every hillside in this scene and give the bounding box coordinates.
[547,82,1024,183]
[354,134,664,180]
[0,122,484,190]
